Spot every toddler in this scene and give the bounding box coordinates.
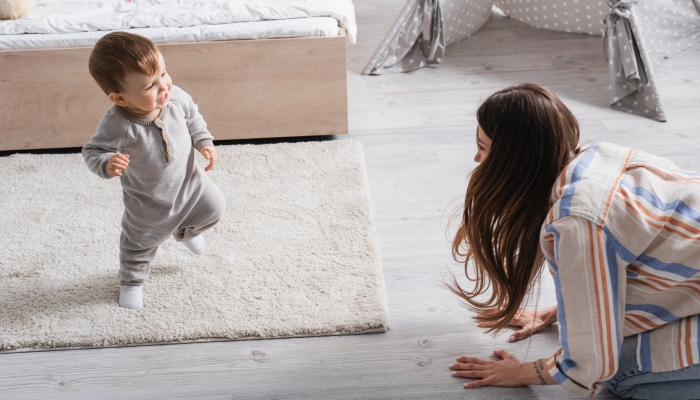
[83,32,226,309]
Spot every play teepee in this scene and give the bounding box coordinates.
[364,0,700,122]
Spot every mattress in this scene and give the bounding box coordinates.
[0,0,356,51]
[0,17,341,51]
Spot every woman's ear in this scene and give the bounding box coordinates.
[108,92,128,107]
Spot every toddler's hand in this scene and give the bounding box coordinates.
[200,146,217,171]
[107,153,129,177]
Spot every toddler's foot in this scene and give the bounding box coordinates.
[119,285,143,309]
[182,235,205,255]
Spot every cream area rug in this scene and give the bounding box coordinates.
[0,140,388,352]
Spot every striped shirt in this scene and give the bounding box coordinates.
[540,141,700,397]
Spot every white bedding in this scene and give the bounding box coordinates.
[0,0,356,51]
[0,17,341,51]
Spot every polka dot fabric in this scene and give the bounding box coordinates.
[635,0,700,67]
[494,0,610,36]
[442,0,493,46]
[362,0,445,75]
[363,0,491,75]
[605,2,667,121]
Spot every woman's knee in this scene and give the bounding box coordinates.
[605,375,700,400]
[605,378,635,399]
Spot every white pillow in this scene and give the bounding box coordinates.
[494,0,609,36]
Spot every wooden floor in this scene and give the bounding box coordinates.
[2,2,699,399]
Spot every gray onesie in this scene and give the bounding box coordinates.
[83,85,226,286]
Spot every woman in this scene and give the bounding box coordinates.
[447,83,700,399]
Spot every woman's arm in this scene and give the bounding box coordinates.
[450,216,628,396]
[518,359,556,386]
[450,351,555,388]
[539,217,628,396]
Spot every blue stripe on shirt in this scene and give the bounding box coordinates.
[604,232,623,353]
[604,227,697,278]
[550,223,577,372]
[560,143,600,218]
[602,227,638,263]
[636,254,698,279]
[697,316,700,363]
[619,180,700,223]
[626,304,679,323]
[639,331,652,372]
[551,369,569,385]
[545,224,561,270]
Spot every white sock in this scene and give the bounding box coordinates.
[181,235,205,255]
[119,285,143,309]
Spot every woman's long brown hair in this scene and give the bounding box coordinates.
[448,83,580,334]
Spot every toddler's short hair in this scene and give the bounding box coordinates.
[89,32,160,95]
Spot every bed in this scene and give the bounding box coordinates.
[0,0,356,151]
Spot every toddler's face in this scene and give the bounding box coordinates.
[109,51,172,118]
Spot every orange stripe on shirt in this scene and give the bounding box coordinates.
[678,318,687,369]
[625,316,649,332]
[626,313,663,330]
[659,225,700,242]
[597,226,616,379]
[586,221,605,377]
[587,222,609,380]
[559,163,570,198]
[630,277,700,297]
[628,163,700,185]
[602,149,635,221]
[679,279,700,291]
[626,268,700,293]
[546,349,563,370]
[548,207,555,225]
[628,265,677,283]
[616,191,700,235]
[632,276,700,296]
[615,192,700,241]
[628,276,668,292]
[685,317,693,368]
[616,190,700,235]
[676,284,700,297]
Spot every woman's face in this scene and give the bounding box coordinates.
[474,125,492,163]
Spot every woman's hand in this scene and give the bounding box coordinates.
[477,305,558,342]
[450,350,524,388]
[450,353,556,388]
[200,146,217,171]
[507,306,558,342]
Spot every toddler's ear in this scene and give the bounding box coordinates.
[108,92,128,107]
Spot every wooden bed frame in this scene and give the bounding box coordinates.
[0,30,348,151]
